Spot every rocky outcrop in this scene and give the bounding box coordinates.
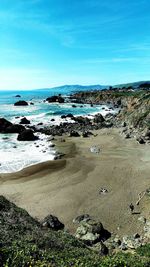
[42,215,64,230]
[14,100,28,106]
[73,214,91,224]
[17,129,38,141]
[70,89,150,144]
[93,113,105,124]
[69,131,80,137]
[15,94,21,97]
[20,117,31,124]
[0,118,25,133]
[75,218,110,245]
[46,95,65,103]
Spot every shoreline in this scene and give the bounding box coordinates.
[0,127,150,237]
[0,101,117,174]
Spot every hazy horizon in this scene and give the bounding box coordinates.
[0,0,150,90]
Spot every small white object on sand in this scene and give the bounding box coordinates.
[90,146,100,153]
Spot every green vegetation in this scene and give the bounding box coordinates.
[1,196,150,267]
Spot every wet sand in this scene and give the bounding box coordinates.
[0,128,150,236]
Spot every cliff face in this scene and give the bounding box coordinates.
[117,92,150,130]
[71,90,150,131]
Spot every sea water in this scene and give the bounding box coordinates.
[0,88,116,173]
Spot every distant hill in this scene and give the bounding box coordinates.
[49,84,109,92]
[39,81,150,93]
[114,81,150,89]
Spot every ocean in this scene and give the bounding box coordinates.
[0,88,115,173]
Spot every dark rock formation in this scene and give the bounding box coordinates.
[61,115,66,119]
[66,113,74,118]
[46,95,65,103]
[82,131,93,138]
[69,131,80,137]
[73,214,91,224]
[0,118,25,133]
[75,218,110,245]
[17,129,38,141]
[15,94,21,98]
[93,113,105,124]
[74,116,91,125]
[0,118,12,132]
[14,100,28,106]
[136,136,146,144]
[20,117,31,124]
[42,215,64,230]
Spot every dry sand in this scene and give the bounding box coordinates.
[0,128,150,236]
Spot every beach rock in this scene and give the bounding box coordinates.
[66,113,74,118]
[61,115,66,119]
[46,95,64,103]
[99,242,109,255]
[75,219,105,245]
[17,129,38,141]
[82,131,93,138]
[20,117,30,124]
[5,124,25,134]
[72,104,77,108]
[14,100,28,106]
[49,143,55,148]
[93,114,105,124]
[0,118,25,133]
[0,118,12,132]
[125,133,131,139]
[136,136,145,144]
[74,116,91,125]
[73,214,91,224]
[42,215,64,230]
[69,131,80,137]
[30,102,34,105]
[15,94,21,98]
[121,235,142,249]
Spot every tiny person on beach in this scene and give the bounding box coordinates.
[129,203,134,214]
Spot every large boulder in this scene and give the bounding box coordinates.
[42,215,64,231]
[5,124,25,133]
[66,113,74,118]
[0,118,25,133]
[75,219,104,245]
[20,117,30,124]
[17,129,38,141]
[46,95,64,103]
[69,131,80,137]
[120,235,142,250]
[14,100,28,106]
[15,94,21,98]
[0,118,12,132]
[93,114,105,124]
[136,136,145,144]
[73,214,91,224]
[74,116,91,125]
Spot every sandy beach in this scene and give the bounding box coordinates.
[0,128,150,236]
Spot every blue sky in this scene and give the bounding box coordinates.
[0,0,150,89]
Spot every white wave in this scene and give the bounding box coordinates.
[0,133,56,173]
